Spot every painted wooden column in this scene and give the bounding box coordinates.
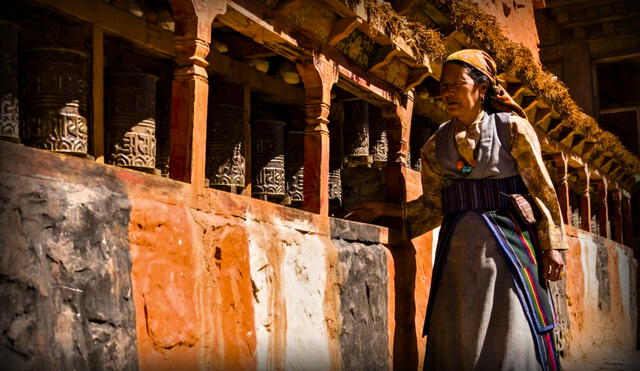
[296,54,338,215]
[382,92,414,205]
[622,194,634,247]
[610,188,623,243]
[577,165,592,233]
[553,152,571,225]
[168,0,227,188]
[594,177,609,239]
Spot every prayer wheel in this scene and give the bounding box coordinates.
[343,100,371,167]
[20,48,88,155]
[369,106,387,168]
[252,119,285,201]
[284,130,304,206]
[206,103,246,189]
[105,72,158,171]
[156,85,171,176]
[0,20,19,142]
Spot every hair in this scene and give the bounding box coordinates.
[443,60,495,110]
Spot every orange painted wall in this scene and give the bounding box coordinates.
[475,0,542,60]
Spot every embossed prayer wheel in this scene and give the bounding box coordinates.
[206,103,246,190]
[252,119,285,201]
[0,20,19,142]
[284,130,304,206]
[369,106,387,168]
[156,85,171,176]
[105,72,158,171]
[343,100,371,166]
[21,48,89,154]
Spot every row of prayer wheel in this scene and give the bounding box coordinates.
[205,104,305,205]
[205,100,392,206]
[0,19,168,172]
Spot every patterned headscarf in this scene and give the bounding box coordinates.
[444,49,527,118]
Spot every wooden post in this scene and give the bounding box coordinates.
[553,152,571,225]
[242,84,252,196]
[296,54,338,215]
[611,188,623,243]
[382,92,413,206]
[168,1,227,188]
[622,194,634,248]
[594,178,609,239]
[577,165,592,232]
[92,21,104,163]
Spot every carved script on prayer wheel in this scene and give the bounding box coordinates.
[343,100,371,166]
[20,48,88,154]
[206,103,246,188]
[369,107,387,167]
[285,130,304,205]
[252,119,285,201]
[0,20,19,142]
[105,72,157,170]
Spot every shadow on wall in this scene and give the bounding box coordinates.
[0,142,138,370]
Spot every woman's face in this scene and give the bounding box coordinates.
[440,63,485,121]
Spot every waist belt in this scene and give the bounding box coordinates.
[441,175,528,215]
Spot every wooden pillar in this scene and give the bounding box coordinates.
[594,177,609,239]
[577,166,592,232]
[622,194,634,247]
[296,54,338,215]
[553,152,571,225]
[611,188,623,243]
[168,1,227,188]
[382,92,414,205]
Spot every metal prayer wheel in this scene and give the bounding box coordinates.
[206,103,246,189]
[156,85,171,176]
[285,130,304,206]
[20,48,88,154]
[369,106,387,168]
[252,119,285,201]
[343,100,371,166]
[0,20,19,142]
[105,72,157,171]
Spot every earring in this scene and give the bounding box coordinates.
[480,95,485,104]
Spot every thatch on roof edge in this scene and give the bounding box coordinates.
[352,0,639,186]
[362,0,445,63]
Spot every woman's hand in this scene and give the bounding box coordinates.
[541,249,565,281]
[344,201,401,223]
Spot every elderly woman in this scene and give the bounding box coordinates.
[347,50,565,371]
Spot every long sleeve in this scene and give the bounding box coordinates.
[509,115,567,250]
[405,135,444,238]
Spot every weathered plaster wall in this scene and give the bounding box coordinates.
[0,142,396,370]
[475,0,542,60]
[0,143,138,370]
[563,225,637,366]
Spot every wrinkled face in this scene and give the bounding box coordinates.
[440,63,484,119]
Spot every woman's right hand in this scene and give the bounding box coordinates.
[344,201,401,223]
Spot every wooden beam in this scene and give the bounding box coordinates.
[327,16,361,46]
[369,46,401,73]
[404,67,430,93]
[206,49,305,106]
[92,21,104,163]
[34,0,176,57]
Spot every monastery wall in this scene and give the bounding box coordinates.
[0,141,636,370]
[474,0,542,60]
